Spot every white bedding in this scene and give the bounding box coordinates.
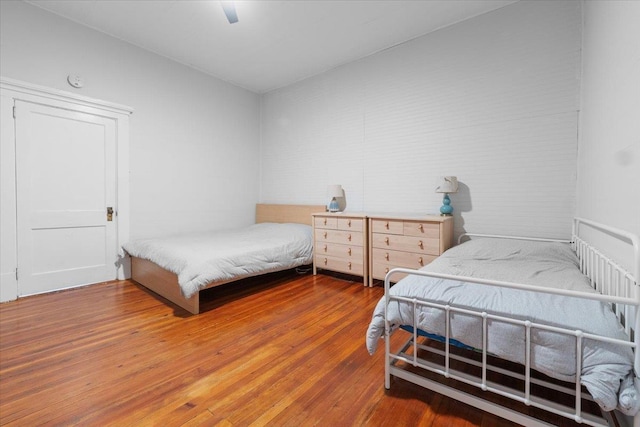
[366,238,638,415]
[122,223,313,298]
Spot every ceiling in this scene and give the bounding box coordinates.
[26,0,517,94]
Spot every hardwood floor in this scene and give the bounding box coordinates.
[0,271,598,426]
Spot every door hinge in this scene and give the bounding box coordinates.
[13,106,16,119]
[15,268,18,280]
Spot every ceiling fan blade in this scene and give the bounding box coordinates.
[221,2,238,24]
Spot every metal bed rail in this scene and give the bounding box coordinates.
[573,217,640,369]
[387,292,632,426]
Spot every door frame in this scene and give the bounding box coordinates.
[0,77,133,301]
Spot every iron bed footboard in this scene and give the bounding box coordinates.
[382,218,640,427]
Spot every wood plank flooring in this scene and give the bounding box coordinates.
[0,271,599,426]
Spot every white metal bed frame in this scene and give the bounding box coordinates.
[383,217,640,427]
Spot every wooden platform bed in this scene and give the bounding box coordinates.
[129,203,325,314]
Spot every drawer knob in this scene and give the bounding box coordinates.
[323,244,327,252]
[384,237,389,245]
[347,234,352,241]
[323,231,327,239]
[385,221,390,229]
[418,224,424,232]
[385,267,389,274]
[384,252,389,261]
[347,219,351,227]
[323,258,328,265]
[323,218,327,225]
[418,257,424,266]
[347,248,352,255]
[348,262,352,270]
[418,240,424,249]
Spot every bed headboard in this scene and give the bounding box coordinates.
[255,204,326,226]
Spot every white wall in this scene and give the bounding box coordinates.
[0,0,261,239]
[577,1,640,273]
[0,0,260,301]
[260,0,582,240]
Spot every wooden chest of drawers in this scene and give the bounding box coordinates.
[368,215,453,285]
[312,213,368,285]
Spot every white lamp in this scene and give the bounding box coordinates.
[327,185,346,212]
[435,176,458,216]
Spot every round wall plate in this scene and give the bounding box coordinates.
[67,74,84,88]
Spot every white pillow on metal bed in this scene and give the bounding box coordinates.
[449,237,578,265]
[431,238,594,292]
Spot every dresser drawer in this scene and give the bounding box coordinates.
[316,242,364,260]
[315,229,363,246]
[315,255,364,276]
[371,233,440,255]
[314,216,338,229]
[371,219,404,234]
[337,217,364,232]
[371,248,436,270]
[371,263,408,282]
[403,221,440,238]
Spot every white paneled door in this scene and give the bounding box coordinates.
[15,100,117,296]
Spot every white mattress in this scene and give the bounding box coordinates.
[122,223,313,298]
[366,238,638,414]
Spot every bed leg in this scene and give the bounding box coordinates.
[385,364,391,390]
[385,333,391,389]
